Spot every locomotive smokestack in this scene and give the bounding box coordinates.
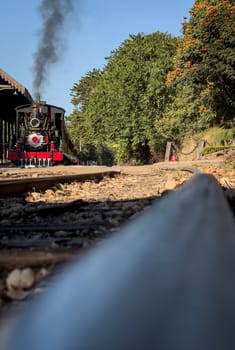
[36,93,41,105]
[32,0,75,98]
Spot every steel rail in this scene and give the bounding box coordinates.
[180,166,201,174]
[0,170,120,196]
[155,166,201,174]
[5,173,235,350]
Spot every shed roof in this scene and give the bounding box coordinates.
[0,68,33,103]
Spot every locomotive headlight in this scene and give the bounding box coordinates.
[32,135,39,143]
[26,133,44,149]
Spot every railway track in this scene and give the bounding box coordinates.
[0,167,233,254]
[0,168,164,314]
[0,166,234,271]
[0,196,157,264]
[0,166,204,268]
[0,168,165,268]
[1,173,235,350]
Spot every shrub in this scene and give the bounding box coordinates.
[221,128,235,145]
[202,145,235,155]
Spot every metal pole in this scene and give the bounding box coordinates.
[2,119,5,163]
[0,119,2,163]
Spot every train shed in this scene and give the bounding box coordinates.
[0,68,33,163]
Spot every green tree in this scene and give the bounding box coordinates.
[83,32,177,163]
[67,69,103,156]
[70,69,103,112]
[165,0,235,135]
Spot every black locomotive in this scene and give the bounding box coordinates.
[8,101,65,167]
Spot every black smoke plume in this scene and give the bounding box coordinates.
[33,0,74,99]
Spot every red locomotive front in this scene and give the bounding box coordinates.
[8,102,65,167]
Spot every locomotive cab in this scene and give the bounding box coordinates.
[8,102,65,167]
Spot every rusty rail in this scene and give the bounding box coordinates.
[4,174,235,350]
[0,170,120,196]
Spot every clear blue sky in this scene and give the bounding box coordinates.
[0,0,194,115]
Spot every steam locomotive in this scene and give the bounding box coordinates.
[8,102,65,167]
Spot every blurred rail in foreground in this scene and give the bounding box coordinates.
[4,174,235,350]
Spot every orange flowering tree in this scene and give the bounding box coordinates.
[159,0,235,141]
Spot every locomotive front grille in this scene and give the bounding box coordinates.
[30,117,41,128]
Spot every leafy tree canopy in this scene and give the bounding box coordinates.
[69,32,177,163]
[166,0,235,131]
[68,1,235,164]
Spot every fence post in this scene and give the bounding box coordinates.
[164,141,172,161]
[196,140,205,160]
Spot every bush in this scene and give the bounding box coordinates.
[202,145,235,155]
[194,127,235,146]
[96,144,115,166]
[78,143,115,166]
[202,127,228,145]
[221,128,235,145]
